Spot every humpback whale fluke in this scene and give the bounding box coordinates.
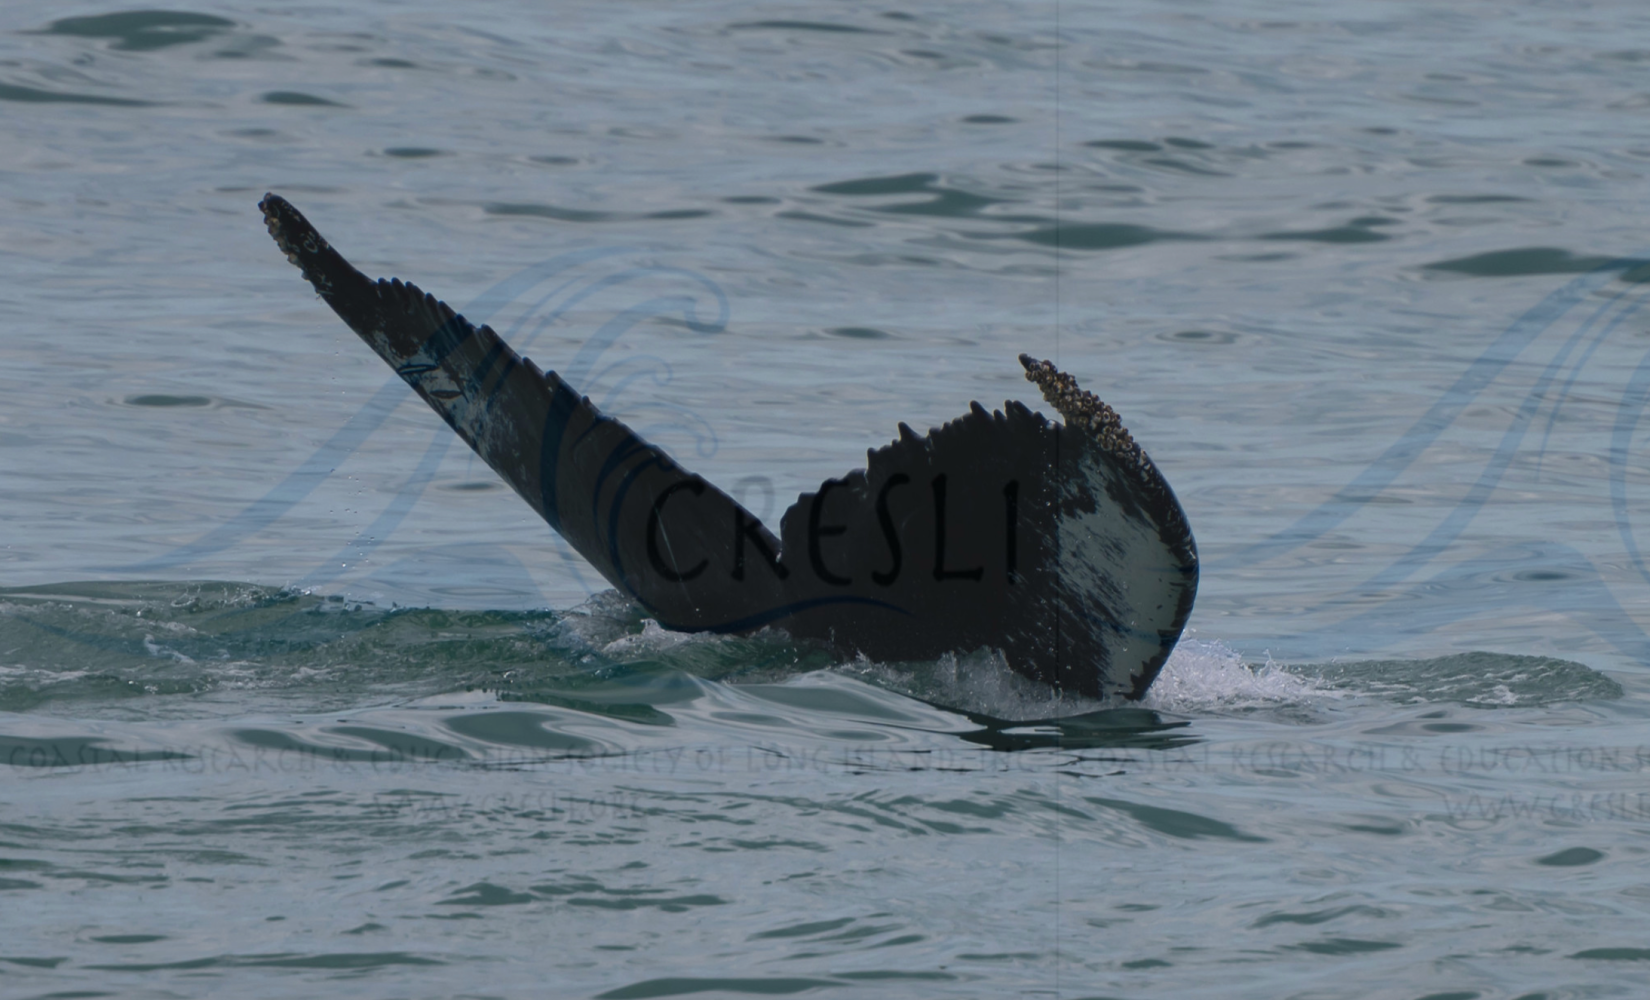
[258,194,1198,699]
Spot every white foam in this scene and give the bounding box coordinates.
[0,665,92,686]
[141,634,196,664]
[600,618,710,656]
[836,648,1104,720]
[835,638,1331,719]
[1141,638,1326,713]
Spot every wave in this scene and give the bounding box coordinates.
[0,583,1621,731]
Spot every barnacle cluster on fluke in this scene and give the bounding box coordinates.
[258,193,1198,699]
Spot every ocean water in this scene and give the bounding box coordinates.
[4,2,1650,997]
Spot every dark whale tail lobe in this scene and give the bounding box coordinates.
[258,194,1198,700]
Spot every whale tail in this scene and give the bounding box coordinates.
[259,194,1197,699]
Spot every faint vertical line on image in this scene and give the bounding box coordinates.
[1052,2,1064,995]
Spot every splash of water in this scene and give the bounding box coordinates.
[1142,639,1328,714]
